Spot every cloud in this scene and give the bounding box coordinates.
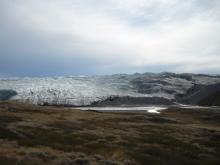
[0,0,220,76]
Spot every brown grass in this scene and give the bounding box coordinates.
[0,101,219,165]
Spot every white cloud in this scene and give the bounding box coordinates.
[0,0,220,75]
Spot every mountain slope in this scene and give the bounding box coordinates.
[198,92,220,106]
[178,83,220,106]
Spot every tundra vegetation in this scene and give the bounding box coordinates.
[0,101,219,165]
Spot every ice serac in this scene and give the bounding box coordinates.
[0,73,220,106]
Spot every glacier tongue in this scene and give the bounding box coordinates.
[0,76,141,105]
[0,73,220,106]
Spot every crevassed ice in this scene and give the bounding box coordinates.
[0,74,220,106]
[0,76,143,105]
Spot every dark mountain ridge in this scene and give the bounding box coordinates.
[178,83,220,106]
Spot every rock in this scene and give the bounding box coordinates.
[0,90,17,100]
[91,96,175,106]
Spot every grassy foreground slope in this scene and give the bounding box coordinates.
[0,101,219,165]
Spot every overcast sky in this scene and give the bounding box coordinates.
[0,0,220,76]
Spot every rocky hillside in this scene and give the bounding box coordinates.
[178,83,220,106]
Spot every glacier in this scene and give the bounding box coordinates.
[0,73,220,106]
